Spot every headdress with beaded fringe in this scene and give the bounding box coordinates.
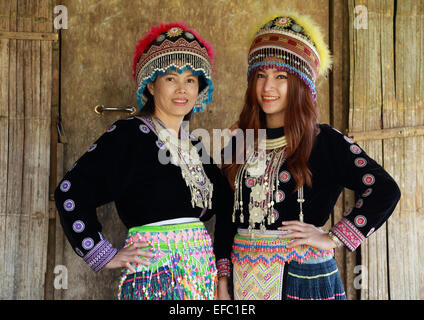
[132,22,215,113]
[247,12,332,101]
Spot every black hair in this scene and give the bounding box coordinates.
[135,73,208,120]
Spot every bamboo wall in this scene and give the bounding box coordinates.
[0,0,421,300]
[348,0,424,299]
[0,0,55,299]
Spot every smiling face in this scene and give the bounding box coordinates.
[255,68,288,127]
[147,69,199,120]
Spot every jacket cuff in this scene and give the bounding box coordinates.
[216,258,231,278]
[83,239,118,272]
[330,217,365,252]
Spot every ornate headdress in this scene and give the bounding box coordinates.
[248,13,332,100]
[132,22,215,113]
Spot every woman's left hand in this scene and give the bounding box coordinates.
[278,220,337,251]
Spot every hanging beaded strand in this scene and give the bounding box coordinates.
[297,186,304,222]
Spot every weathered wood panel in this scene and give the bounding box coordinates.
[349,0,423,299]
[331,0,358,300]
[386,0,423,300]
[349,0,389,300]
[0,0,54,299]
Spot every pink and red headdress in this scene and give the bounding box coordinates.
[132,22,215,113]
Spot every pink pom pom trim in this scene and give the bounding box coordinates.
[132,22,215,80]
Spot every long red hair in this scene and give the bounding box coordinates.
[222,71,318,191]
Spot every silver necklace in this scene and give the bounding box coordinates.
[152,117,213,209]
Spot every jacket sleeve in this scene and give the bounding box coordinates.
[198,139,237,279]
[323,125,401,251]
[54,119,140,271]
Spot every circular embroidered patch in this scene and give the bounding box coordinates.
[270,208,279,221]
[60,180,71,192]
[279,170,291,183]
[63,199,75,212]
[156,140,166,150]
[343,208,353,217]
[156,34,165,42]
[245,177,257,188]
[355,157,367,168]
[354,215,367,227]
[362,188,373,197]
[87,144,97,152]
[355,198,364,209]
[166,27,183,37]
[139,124,150,134]
[275,190,285,203]
[367,227,375,237]
[75,247,84,257]
[82,238,94,250]
[362,174,375,186]
[350,145,362,154]
[291,24,302,33]
[185,32,194,39]
[107,124,116,132]
[344,135,354,144]
[72,220,85,233]
[274,17,292,28]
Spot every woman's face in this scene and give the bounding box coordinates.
[147,69,199,118]
[255,68,288,120]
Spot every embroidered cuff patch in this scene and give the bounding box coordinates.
[83,239,118,272]
[331,218,365,252]
[217,258,231,278]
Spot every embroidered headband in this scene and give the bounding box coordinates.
[248,13,332,100]
[132,22,215,113]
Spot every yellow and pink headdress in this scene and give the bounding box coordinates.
[248,13,332,100]
[132,22,215,113]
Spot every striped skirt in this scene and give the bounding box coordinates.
[118,222,217,300]
[232,233,346,300]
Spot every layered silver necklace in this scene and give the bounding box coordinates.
[233,135,305,233]
[152,117,213,209]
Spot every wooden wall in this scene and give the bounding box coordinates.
[0,0,55,299]
[0,0,421,300]
[348,0,424,299]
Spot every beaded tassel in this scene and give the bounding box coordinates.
[297,186,304,222]
[118,225,217,300]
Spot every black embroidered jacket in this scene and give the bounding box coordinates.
[54,116,235,272]
[217,124,401,252]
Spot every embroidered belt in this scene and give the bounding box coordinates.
[231,231,334,267]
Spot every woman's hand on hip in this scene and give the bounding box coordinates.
[104,241,154,273]
[278,220,337,251]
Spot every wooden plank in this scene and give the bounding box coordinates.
[0,0,52,299]
[1,214,21,299]
[385,0,422,300]
[417,0,424,300]
[0,15,11,306]
[0,31,58,41]
[331,0,354,299]
[348,0,390,300]
[349,125,424,141]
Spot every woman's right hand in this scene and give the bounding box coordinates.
[104,241,154,273]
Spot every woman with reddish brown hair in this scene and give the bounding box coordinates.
[217,13,400,300]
